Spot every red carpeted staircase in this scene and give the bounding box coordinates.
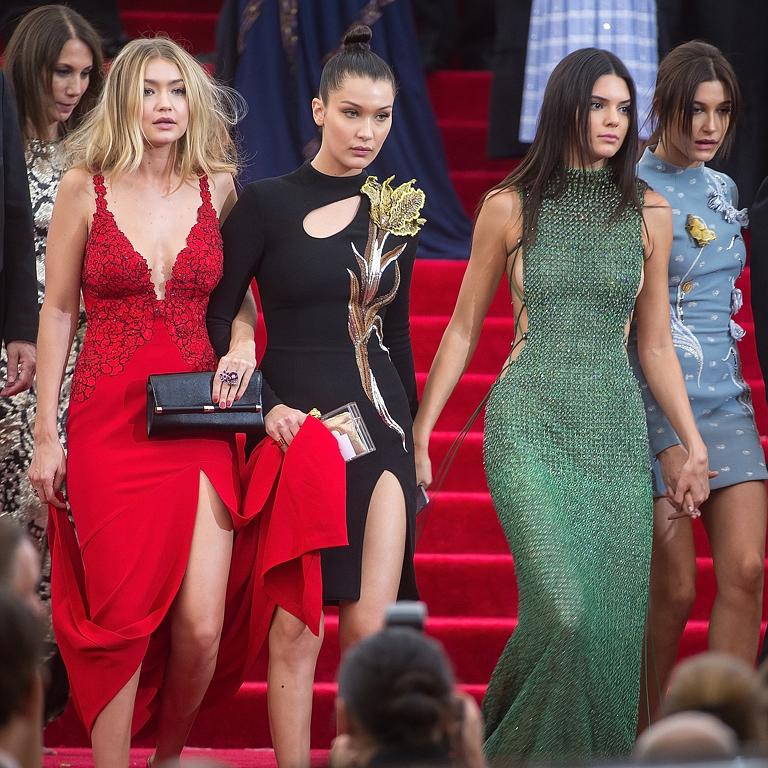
[45,3,768,764]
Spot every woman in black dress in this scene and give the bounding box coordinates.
[207,25,424,766]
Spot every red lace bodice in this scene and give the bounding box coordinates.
[71,174,222,401]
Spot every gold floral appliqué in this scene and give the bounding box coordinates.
[347,176,426,450]
[686,214,716,247]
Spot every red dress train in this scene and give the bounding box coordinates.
[48,175,346,736]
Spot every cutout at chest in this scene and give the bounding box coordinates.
[303,196,362,239]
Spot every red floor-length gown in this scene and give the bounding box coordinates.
[49,174,247,735]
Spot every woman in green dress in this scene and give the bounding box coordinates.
[413,48,710,762]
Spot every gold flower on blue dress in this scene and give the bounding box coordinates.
[686,214,716,247]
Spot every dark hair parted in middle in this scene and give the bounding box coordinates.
[483,48,642,253]
[318,24,397,102]
[338,628,455,748]
[3,4,104,140]
[651,40,740,158]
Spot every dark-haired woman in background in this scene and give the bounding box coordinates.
[413,48,709,761]
[0,4,102,721]
[1,3,102,548]
[207,25,423,767]
[331,628,485,768]
[630,41,767,723]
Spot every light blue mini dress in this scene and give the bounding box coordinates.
[631,148,767,494]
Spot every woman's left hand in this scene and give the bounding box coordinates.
[213,339,257,408]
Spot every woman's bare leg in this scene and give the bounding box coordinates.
[338,471,407,654]
[268,607,324,768]
[703,481,767,662]
[637,497,696,732]
[91,666,141,768]
[153,471,234,761]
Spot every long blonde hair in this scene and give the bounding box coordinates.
[64,36,242,178]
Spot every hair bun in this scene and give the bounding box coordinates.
[343,24,372,50]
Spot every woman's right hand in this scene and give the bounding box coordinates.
[265,404,307,450]
[415,441,433,489]
[28,437,67,509]
[659,443,712,519]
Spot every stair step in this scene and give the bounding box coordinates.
[426,71,492,121]
[416,491,768,557]
[438,120,513,172]
[411,259,512,317]
[412,316,512,375]
[413,552,768,620]
[450,169,514,217]
[426,431,768,492]
[417,372,493,433]
[121,10,217,53]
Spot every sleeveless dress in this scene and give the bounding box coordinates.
[481,168,653,760]
[48,174,245,735]
[631,149,767,491]
[207,162,424,602]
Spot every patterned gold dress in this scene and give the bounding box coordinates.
[0,139,85,602]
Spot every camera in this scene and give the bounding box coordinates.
[383,600,428,632]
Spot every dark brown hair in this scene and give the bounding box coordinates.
[664,652,767,745]
[651,40,740,157]
[481,48,642,254]
[338,628,455,748]
[3,4,104,140]
[318,24,396,102]
[0,589,43,728]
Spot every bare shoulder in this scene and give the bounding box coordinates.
[480,186,522,221]
[477,187,523,253]
[208,171,235,194]
[643,188,671,211]
[56,167,96,220]
[59,167,95,198]
[208,172,237,221]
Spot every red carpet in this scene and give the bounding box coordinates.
[44,3,768,763]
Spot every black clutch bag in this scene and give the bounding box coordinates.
[147,371,264,438]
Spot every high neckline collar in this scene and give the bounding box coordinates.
[639,147,707,178]
[298,160,367,193]
[564,165,612,178]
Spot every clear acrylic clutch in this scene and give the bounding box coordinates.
[319,402,376,462]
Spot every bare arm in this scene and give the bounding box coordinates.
[413,190,521,485]
[29,169,90,506]
[636,190,709,510]
[210,173,258,406]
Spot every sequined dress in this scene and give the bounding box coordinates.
[0,139,84,592]
[482,168,653,760]
[207,161,422,602]
[630,149,767,491]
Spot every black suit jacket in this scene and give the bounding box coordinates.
[750,176,768,387]
[0,71,36,346]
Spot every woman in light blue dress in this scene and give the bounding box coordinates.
[630,41,767,724]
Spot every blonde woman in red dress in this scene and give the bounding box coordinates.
[28,38,260,767]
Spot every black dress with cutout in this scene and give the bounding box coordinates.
[207,161,420,602]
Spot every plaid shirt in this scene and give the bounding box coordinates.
[520,0,658,143]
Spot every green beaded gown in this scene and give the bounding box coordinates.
[482,168,653,761]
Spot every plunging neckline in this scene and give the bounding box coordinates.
[95,176,208,301]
